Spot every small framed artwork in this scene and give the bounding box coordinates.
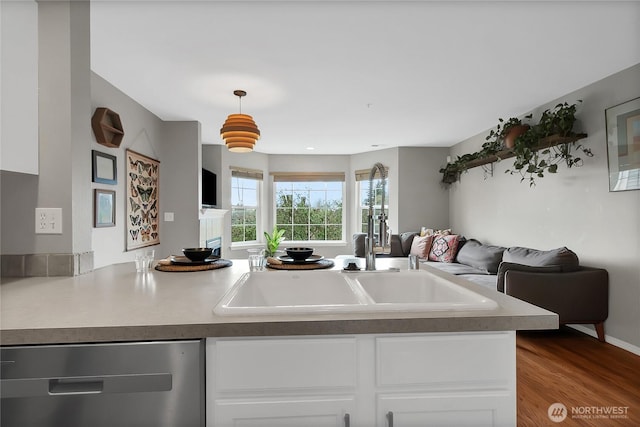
[606,97,640,191]
[92,150,117,185]
[94,189,116,228]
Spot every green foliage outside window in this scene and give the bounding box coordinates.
[275,181,343,241]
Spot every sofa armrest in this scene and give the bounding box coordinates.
[389,234,405,256]
[352,233,366,257]
[503,266,609,324]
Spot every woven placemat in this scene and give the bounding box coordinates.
[154,258,233,272]
[267,259,334,270]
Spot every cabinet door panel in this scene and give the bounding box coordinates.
[377,392,515,427]
[213,396,355,427]
[212,337,357,392]
[376,332,515,388]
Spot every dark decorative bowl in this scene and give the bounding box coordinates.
[285,247,314,261]
[182,247,213,262]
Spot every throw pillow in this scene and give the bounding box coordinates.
[503,246,579,272]
[410,235,434,258]
[420,227,434,237]
[455,238,506,274]
[428,234,461,263]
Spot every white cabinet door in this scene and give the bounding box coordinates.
[213,396,355,427]
[0,0,39,175]
[377,392,515,427]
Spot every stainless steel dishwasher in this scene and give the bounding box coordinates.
[1,340,204,427]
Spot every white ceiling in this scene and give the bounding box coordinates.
[90,1,640,155]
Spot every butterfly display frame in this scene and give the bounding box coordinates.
[126,149,160,250]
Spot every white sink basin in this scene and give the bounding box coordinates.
[351,270,498,311]
[214,271,368,315]
[214,269,497,315]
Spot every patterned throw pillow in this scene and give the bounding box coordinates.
[428,234,461,263]
[410,235,434,258]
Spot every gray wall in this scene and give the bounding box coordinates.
[397,147,450,234]
[90,73,166,268]
[449,63,640,350]
[91,73,202,268]
[1,1,92,257]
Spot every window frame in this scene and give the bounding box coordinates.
[271,172,346,244]
[230,167,263,247]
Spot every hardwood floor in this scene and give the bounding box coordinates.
[517,327,640,426]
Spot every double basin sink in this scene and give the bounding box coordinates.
[214,270,498,315]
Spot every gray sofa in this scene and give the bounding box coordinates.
[353,232,609,342]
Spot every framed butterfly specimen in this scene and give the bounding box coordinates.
[126,149,160,250]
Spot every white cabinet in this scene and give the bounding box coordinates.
[377,392,514,427]
[213,396,356,426]
[206,332,516,427]
[0,1,39,175]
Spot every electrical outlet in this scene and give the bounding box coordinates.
[35,208,63,234]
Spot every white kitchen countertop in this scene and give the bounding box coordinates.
[0,258,558,345]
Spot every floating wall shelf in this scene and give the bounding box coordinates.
[91,107,124,148]
[462,133,588,170]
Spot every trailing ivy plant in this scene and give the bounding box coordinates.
[505,101,593,186]
[440,100,593,187]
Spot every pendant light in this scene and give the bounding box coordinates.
[220,90,260,152]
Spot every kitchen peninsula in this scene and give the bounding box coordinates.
[2,258,557,427]
[1,258,556,345]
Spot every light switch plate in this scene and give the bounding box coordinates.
[35,208,62,234]
[164,212,174,222]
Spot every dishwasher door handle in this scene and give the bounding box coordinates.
[1,373,172,398]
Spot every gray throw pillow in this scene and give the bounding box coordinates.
[503,246,579,272]
[455,239,505,274]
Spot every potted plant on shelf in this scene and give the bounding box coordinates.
[505,101,592,186]
[484,115,533,150]
[264,225,285,257]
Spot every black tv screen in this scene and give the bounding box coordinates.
[202,168,217,208]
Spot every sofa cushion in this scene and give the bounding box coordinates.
[423,261,487,275]
[459,274,499,291]
[455,239,506,274]
[409,235,434,258]
[503,246,579,272]
[428,234,461,263]
[496,262,563,292]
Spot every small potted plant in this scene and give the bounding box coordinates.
[264,225,285,257]
[484,115,533,150]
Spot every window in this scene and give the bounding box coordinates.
[272,172,345,242]
[356,167,389,236]
[230,168,263,244]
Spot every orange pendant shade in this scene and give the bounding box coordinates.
[220,113,260,152]
[220,90,260,152]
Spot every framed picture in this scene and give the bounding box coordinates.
[94,189,116,227]
[606,97,640,191]
[92,150,117,185]
[126,149,160,250]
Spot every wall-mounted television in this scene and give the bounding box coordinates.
[202,168,217,208]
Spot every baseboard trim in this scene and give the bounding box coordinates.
[569,324,640,356]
